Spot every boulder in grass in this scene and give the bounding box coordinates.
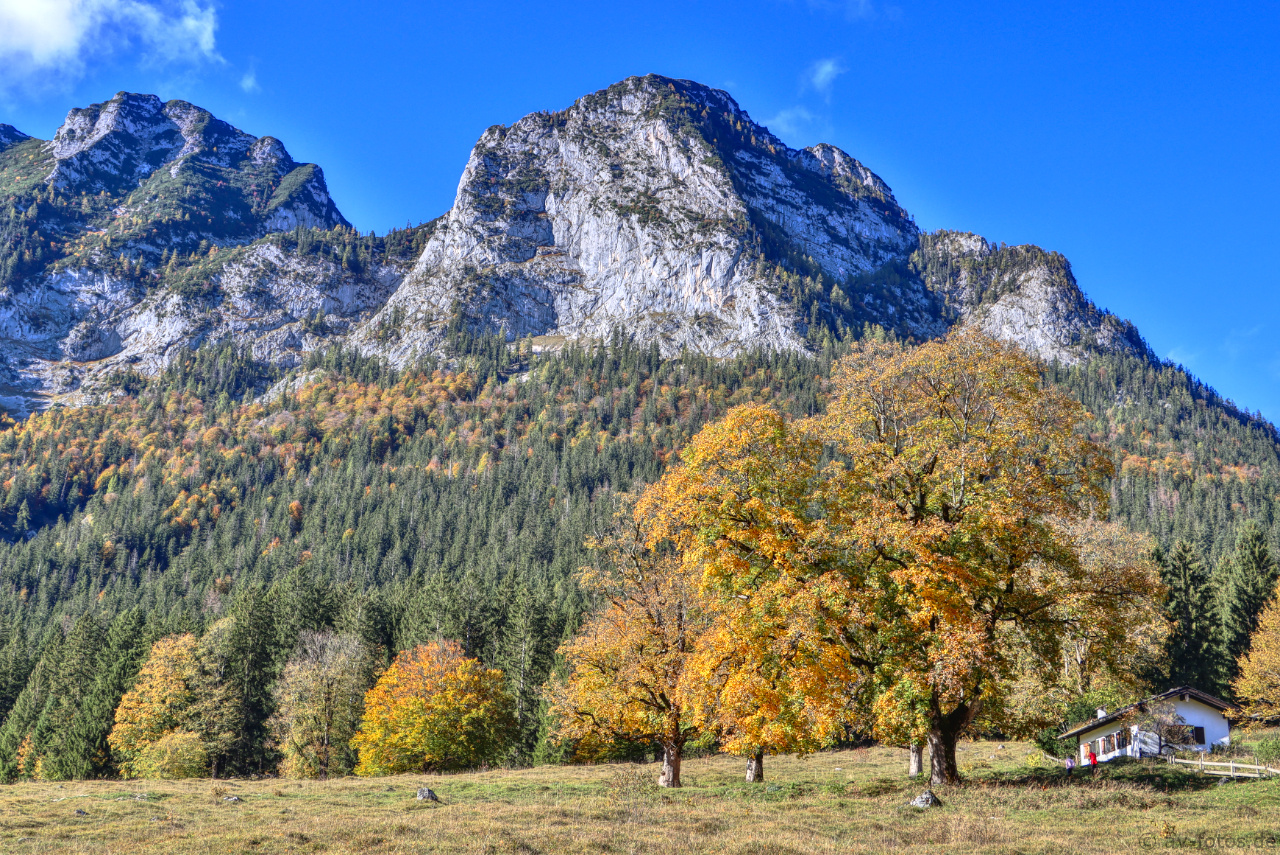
[416,788,440,803]
[908,790,943,809]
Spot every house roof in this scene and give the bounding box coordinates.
[1059,686,1238,740]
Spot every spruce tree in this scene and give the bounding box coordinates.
[1220,521,1280,682]
[1161,540,1223,692]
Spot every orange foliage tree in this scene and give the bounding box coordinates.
[546,512,708,787]
[641,331,1165,786]
[1233,579,1280,720]
[351,641,513,775]
[637,407,864,782]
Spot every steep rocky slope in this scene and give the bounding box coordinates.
[0,92,368,413]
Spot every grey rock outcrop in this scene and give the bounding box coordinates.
[0,78,1156,415]
[41,91,347,235]
[915,231,1146,364]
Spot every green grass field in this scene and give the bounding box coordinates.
[2,739,1278,854]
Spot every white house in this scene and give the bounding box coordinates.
[1059,686,1235,764]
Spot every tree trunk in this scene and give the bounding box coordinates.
[745,748,764,783]
[659,742,682,788]
[927,729,960,786]
[908,743,923,778]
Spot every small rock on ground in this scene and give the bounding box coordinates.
[416,788,440,802]
[909,790,943,808]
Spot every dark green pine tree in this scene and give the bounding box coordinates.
[496,581,550,760]
[1161,540,1224,693]
[0,629,64,781]
[1219,521,1280,681]
[38,613,108,779]
[0,618,32,723]
[219,585,283,775]
[47,610,150,779]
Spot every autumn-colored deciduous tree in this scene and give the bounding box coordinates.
[637,405,867,783]
[109,634,200,778]
[546,511,709,787]
[271,631,371,779]
[1233,580,1280,720]
[351,641,513,775]
[641,331,1166,786]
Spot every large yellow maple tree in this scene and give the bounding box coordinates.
[640,330,1165,785]
[546,511,708,787]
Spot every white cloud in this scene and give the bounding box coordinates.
[807,58,846,95]
[240,69,259,93]
[0,0,220,95]
[762,106,816,140]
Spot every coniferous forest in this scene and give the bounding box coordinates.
[0,321,1276,781]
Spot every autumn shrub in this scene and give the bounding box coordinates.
[351,641,514,775]
[134,731,208,779]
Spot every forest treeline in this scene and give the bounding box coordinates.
[0,324,1276,780]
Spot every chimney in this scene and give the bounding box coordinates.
[1096,707,1107,718]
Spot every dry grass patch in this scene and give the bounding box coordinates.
[0,742,1277,853]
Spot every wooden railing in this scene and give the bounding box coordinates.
[1166,754,1280,778]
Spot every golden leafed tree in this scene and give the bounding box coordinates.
[641,330,1166,786]
[546,510,709,787]
[637,407,865,782]
[351,640,513,776]
[1233,579,1280,720]
[108,634,200,778]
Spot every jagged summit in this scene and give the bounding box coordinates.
[354,74,938,360]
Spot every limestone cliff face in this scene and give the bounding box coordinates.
[351,75,940,360]
[0,245,411,414]
[913,231,1147,364]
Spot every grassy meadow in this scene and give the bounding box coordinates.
[2,738,1278,854]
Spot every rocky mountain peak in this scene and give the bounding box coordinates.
[0,125,30,152]
[354,74,937,361]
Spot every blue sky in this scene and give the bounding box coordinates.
[1,0,1278,419]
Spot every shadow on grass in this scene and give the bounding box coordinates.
[974,757,1221,792]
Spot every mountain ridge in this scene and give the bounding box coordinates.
[0,75,1213,417]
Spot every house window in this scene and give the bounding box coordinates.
[1117,729,1130,749]
[1194,727,1205,745]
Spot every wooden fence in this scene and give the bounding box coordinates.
[1166,754,1280,779]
